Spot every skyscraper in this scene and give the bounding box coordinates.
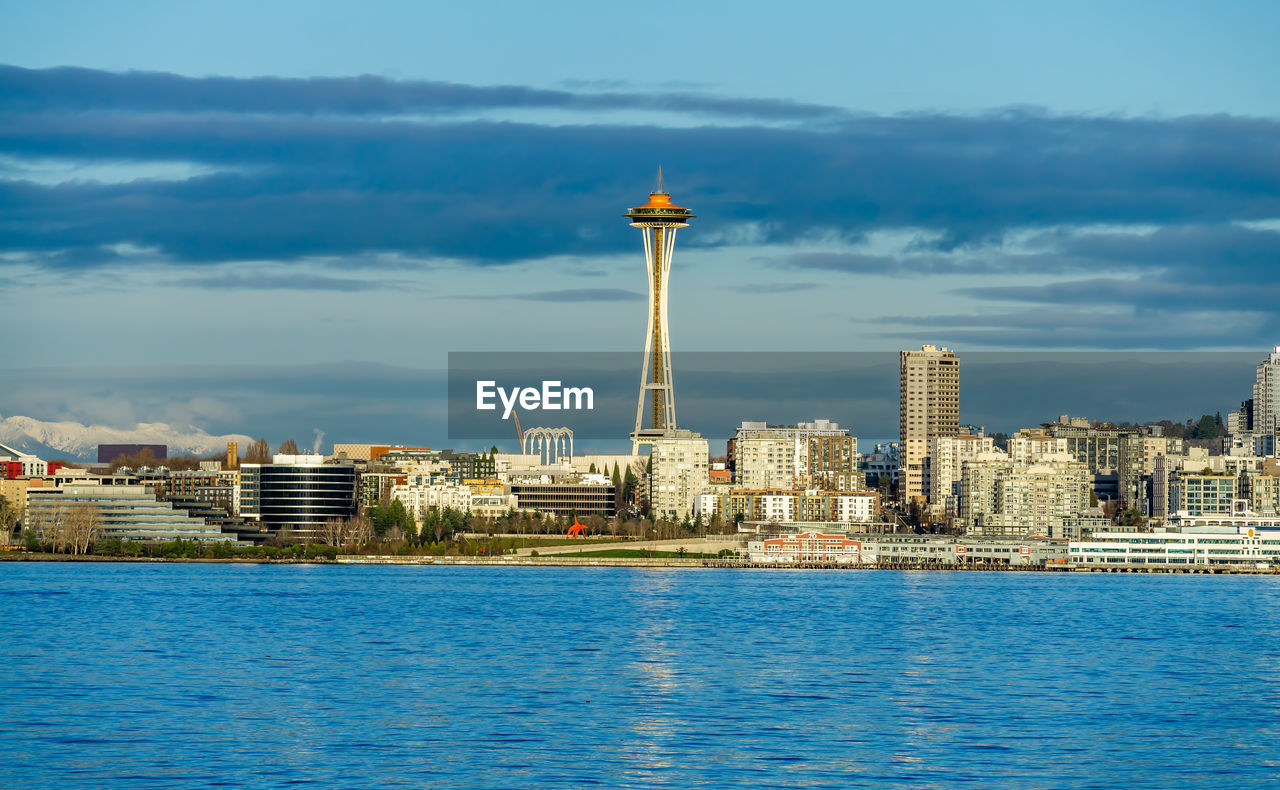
[1252,346,1280,438]
[900,345,960,503]
[626,171,694,454]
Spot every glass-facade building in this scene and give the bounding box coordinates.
[239,462,358,541]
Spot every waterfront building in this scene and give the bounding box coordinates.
[1042,416,1150,506]
[359,471,408,508]
[746,532,1066,566]
[649,430,709,520]
[238,454,358,541]
[749,532,868,564]
[25,484,239,542]
[899,345,960,503]
[392,481,477,522]
[1070,517,1280,568]
[160,470,221,500]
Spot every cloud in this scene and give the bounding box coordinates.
[0,66,1277,276]
[730,282,822,293]
[171,271,399,291]
[460,288,643,302]
[871,306,1279,349]
[0,65,845,122]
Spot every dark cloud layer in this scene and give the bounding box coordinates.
[0,65,844,121]
[1,66,1277,279]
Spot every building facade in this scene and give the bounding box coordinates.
[900,345,960,502]
[238,455,358,541]
[649,430,709,520]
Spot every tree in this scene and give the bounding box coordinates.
[244,438,271,464]
[32,504,70,553]
[387,499,415,541]
[278,439,300,455]
[320,517,346,546]
[345,515,373,546]
[588,462,597,474]
[0,495,19,544]
[64,503,103,555]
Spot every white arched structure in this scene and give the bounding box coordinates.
[523,427,574,466]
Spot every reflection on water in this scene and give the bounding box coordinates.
[3,566,1280,788]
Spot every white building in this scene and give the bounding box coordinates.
[758,493,795,523]
[960,455,1092,537]
[1008,434,1070,464]
[649,430,709,520]
[732,419,856,490]
[831,493,876,523]
[928,433,996,513]
[0,443,48,477]
[1070,515,1280,568]
[391,482,474,523]
[693,492,722,519]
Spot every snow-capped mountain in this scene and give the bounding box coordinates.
[0,414,253,461]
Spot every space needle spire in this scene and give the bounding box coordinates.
[626,170,695,454]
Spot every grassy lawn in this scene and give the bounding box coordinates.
[514,537,631,548]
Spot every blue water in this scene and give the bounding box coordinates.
[3,565,1279,789]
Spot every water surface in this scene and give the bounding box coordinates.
[3,564,1278,788]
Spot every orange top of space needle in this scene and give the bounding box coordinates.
[625,168,695,224]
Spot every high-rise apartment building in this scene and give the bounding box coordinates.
[958,456,1091,537]
[1252,346,1280,437]
[928,433,997,514]
[649,430,709,520]
[900,345,960,502]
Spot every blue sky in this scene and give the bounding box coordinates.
[1,1,1278,451]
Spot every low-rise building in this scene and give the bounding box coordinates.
[25,484,240,542]
[1069,514,1280,568]
[746,532,1067,566]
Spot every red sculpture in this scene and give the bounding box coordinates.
[567,517,589,538]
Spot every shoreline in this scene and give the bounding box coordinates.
[3,552,1277,574]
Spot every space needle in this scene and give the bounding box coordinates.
[626,170,695,454]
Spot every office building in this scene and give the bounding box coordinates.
[238,454,358,541]
[25,484,239,543]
